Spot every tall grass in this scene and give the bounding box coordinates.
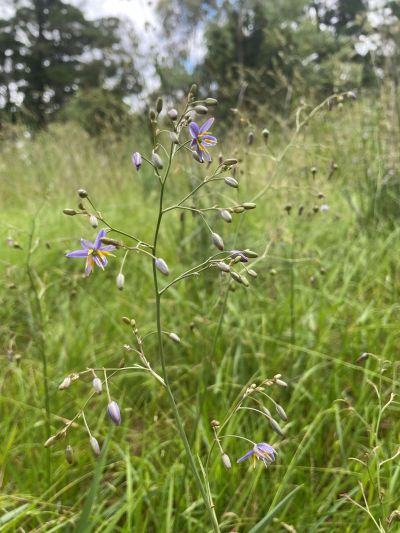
[1,90,400,532]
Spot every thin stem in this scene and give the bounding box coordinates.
[152,144,221,532]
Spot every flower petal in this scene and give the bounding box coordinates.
[199,117,214,133]
[80,239,94,249]
[66,249,89,258]
[201,134,217,144]
[85,255,94,275]
[100,245,116,253]
[189,121,200,138]
[236,449,254,463]
[94,229,107,249]
[93,256,105,270]
[203,149,212,162]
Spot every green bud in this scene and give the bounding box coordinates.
[230,271,242,284]
[233,206,245,213]
[156,97,163,113]
[242,202,256,210]
[275,404,288,422]
[262,128,270,139]
[244,249,258,258]
[205,97,218,105]
[223,158,238,166]
[211,232,224,251]
[65,445,74,464]
[220,209,232,223]
[195,105,208,115]
[248,269,258,278]
[149,109,156,121]
[63,209,77,216]
[78,189,88,198]
[224,176,239,188]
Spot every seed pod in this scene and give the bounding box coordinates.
[205,98,218,105]
[90,436,101,457]
[269,416,284,437]
[116,273,125,290]
[223,158,238,166]
[195,105,208,114]
[59,376,72,390]
[242,202,256,210]
[78,189,88,198]
[63,209,77,216]
[233,206,245,213]
[107,401,121,426]
[89,215,98,228]
[131,152,142,171]
[156,97,163,113]
[247,132,254,145]
[221,453,232,469]
[169,132,179,144]
[155,257,170,276]
[248,269,258,278]
[220,209,232,223]
[169,332,181,343]
[275,404,288,421]
[244,249,258,258]
[216,262,230,272]
[168,108,178,120]
[211,232,224,251]
[65,445,74,465]
[230,271,242,284]
[92,377,102,394]
[151,151,163,169]
[224,176,239,188]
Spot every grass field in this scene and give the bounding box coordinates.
[1,90,400,532]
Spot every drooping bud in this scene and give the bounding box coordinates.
[59,376,72,390]
[151,151,163,169]
[221,453,232,469]
[107,401,121,426]
[89,215,98,228]
[242,202,256,210]
[169,132,179,144]
[243,249,258,258]
[65,445,74,464]
[275,404,288,421]
[248,269,258,278]
[262,128,270,140]
[216,262,230,272]
[233,206,245,213]
[189,84,197,99]
[224,176,239,188]
[167,108,178,120]
[155,257,170,276]
[195,105,208,115]
[132,152,142,171]
[169,332,181,343]
[356,352,369,364]
[156,97,163,113]
[223,158,238,166]
[212,232,224,251]
[92,377,102,394]
[230,271,242,284]
[218,153,224,164]
[44,435,57,448]
[90,436,101,457]
[220,209,232,223]
[78,189,88,198]
[269,416,284,437]
[63,209,77,216]
[192,150,203,163]
[247,132,254,145]
[116,273,125,290]
[205,98,218,105]
[149,109,156,121]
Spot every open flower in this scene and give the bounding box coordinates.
[237,442,276,468]
[66,228,115,276]
[189,117,217,163]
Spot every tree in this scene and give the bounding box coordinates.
[0,0,142,127]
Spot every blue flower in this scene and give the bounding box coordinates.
[189,117,217,163]
[66,228,116,276]
[237,442,276,468]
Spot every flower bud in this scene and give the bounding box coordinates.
[107,401,121,426]
[195,105,208,114]
[169,132,179,144]
[189,84,197,99]
[167,108,178,120]
[92,377,102,394]
[169,332,181,343]
[132,152,142,171]
[248,269,258,278]
[356,352,369,364]
[221,453,232,469]
[230,271,242,284]
[275,404,288,421]
[231,250,248,262]
[116,272,125,290]
[211,232,224,251]
[224,176,239,188]
[155,257,170,276]
[218,153,224,164]
[216,261,230,272]
[89,215,98,228]
[59,376,72,390]
[156,97,163,113]
[233,206,245,213]
[244,249,258,258]
[262,128,270,140]
[63,209,77,216]
[311,166,317,176]
[247,132,254,145]
[90,436,101,457]
[205,98,218,105]
[192,150,203,163]
[223,158,238,166]
[220,209,232,223]
[269,416,284,437]
[78,189,88,198]
[149,109,156,121]
[242,202,256,210]
[44,435,57,448]
[320,204,329,213]
[65,445,74,464]
[151,151,163,169]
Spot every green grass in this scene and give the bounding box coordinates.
[1,91,400,532]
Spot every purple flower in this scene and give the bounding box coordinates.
[189,117,217,163]
[132,152,142,171]
[107,401,121,426]
[65,228,116,276]
[237,442,276,468]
